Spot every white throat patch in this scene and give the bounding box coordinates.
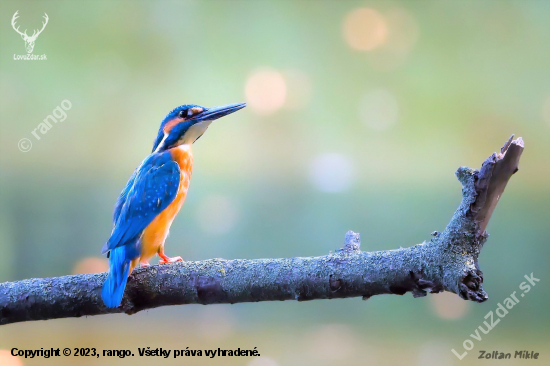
[180,120,212,145]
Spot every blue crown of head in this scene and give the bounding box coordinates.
[152,104,203,152]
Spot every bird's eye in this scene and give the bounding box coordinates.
[178,110,187,118]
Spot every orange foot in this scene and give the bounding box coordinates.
[159,253,183,265]
[141,261,150,267]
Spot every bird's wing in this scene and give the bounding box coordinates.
[102,154,180,254]
[113,168,137,224]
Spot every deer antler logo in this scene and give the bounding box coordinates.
[11,11,49,54]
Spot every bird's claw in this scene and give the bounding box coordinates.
[159,256,183,264]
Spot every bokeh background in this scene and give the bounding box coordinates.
[0,0,549,365]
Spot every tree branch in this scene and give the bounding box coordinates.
[0,136,524,325]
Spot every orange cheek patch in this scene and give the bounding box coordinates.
[163,117,185,134]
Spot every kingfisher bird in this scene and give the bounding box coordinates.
[101,102,246,308]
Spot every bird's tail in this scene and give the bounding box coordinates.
[102,246,131,308]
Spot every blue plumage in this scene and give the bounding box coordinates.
[102,151,181,307]
[102,246,131,307]
[113,169,137,224]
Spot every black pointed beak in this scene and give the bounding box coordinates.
[191,103,246,124]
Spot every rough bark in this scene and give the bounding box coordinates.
[0,136,524,326]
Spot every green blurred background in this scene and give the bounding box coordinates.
[0,0,549,365]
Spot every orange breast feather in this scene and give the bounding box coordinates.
[140,147,193,261]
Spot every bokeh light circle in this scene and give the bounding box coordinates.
[306,324,357,362]
[309,153,356,193]
[430,291,470,319]
[0,350,24,366]
[385,8,420,55]
[245,68,287,115]
[343,8,388,51]
[72,257,109,274]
